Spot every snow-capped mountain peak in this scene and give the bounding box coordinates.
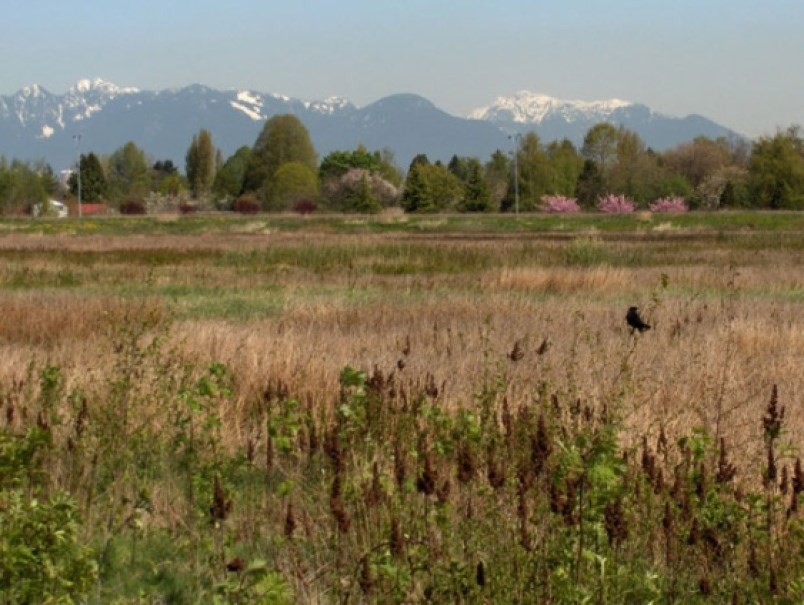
[61,78,139,124]
[18,84,49,99]
[469,91,635,124]
[70,77,140,96]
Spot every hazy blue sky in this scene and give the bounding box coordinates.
[2,0,802,136]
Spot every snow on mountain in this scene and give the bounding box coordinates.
[19,84,47,99]
[229,89,354,120]
[0,78,143,134]
[71,78,140,96]
[65,78,139,117]
[308,96,353,114]
[231,90,264,120]
[469,91,637,124]
[236,90,262,107]
[5,83,57,130]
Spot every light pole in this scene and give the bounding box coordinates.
[509,133,522,215]
[72,134,82,220]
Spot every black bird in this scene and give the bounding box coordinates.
[626,306,651,333]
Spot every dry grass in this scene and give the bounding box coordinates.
[0,228,802,477]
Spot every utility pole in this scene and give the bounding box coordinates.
[73,134,82,220]
[509,133,522,215]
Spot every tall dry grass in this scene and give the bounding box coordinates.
[0,230,802,477]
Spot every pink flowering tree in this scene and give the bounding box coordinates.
[649,196,689,213]
[596,194,636,213]
[540,195,581,213]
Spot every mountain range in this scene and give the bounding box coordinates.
[0,78,745,171]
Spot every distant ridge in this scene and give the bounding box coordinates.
[0,79,744,170]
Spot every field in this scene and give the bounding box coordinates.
[1,212,803,603]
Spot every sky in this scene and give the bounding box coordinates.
[2,0,802,137]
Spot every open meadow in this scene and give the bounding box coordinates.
[1,212,803,603]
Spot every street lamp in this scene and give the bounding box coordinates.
[72,134,82,220]
[508,133,522,215]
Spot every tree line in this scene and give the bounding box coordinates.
[1,116,803,215]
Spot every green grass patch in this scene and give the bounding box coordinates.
[3,210,804,237]
[156,285,286,321]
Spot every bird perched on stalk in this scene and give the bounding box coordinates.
[626,306,651,333]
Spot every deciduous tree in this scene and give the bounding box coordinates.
[748,127,804,209]
[582,123,620,172]
[244,115,316,195]
[484,149,511,206]
[185,129,217,199]
[264,161,319,211]
[662,136,731,188]
[0,160,48,213]
[516,132,552,210]
[546,139,583,196]
[213,146,252,200]
[106,141,150,202]
[319,146,401,210]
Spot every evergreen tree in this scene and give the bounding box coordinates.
[151,159,181,194]
[447,155,472,182]
[401,154,433,212]
[69,152,108,202]
[458,158,493,212]
[344,173,381,213]
[401,162,428,212]
[719,180,737,207]
[575,159,603,207]
[401,162,462,213]
[407,154,430,173]
[153,159,176,173]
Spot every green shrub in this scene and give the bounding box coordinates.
[233,193,261,214]
[0,427,98,602]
